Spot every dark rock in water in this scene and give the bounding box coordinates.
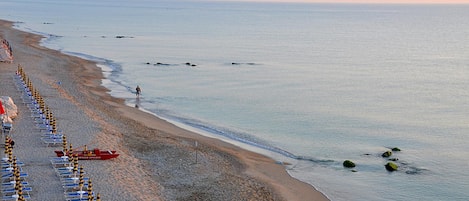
[382,151,392,158]
[184,62,196,67]
[343,160,356,168]
[155,62,171,66]
[115,35,134,39]
[391,147,401,152]
[385,162,398,171]
[231,62,257,66]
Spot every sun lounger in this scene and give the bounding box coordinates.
[66,197,92,201]
[1,172,27,179]
[57,170,82,178]
[63,182,89,191]
[1,181,29,190]
[1,167,23,175]
[41,137,63,147]
[1,122,12,135]
[2,186,32,194]
[61,177,89,185]
[2,194,30,201]
[1,162,24,168]
[64,191,94,199]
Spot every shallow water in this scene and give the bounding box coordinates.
[1,1,469,200]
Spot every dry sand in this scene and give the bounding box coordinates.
[0,19,329,201]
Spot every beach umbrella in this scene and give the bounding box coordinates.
[12,156,17,170]
[14,167,20,181]
[46,109,52,121]
[16,186,23,200]
[72,160,78,176]
[87,179,93,200]
[4,137,9,157]
[62,135,67,153]
[27,80,32,90]
[11,156,18,180]
[74,154,79,165]
[15,178,21,191]
[96,193,101,201]
[7,144,13,163]
[14,181,22,193]
[78,166,86,198]
[79,165,84,188]
[68,149,74,162]
[51,117,57,134]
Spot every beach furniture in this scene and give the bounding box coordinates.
[1,122,11,135]
[64,191,94,199]
[41,137,64,147]
[1,172,28,179]
[1,194,31,201]
[1,181,29,190]
[2,186,32,194]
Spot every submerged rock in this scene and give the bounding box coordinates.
[343,160,356,168]
[185,62,197,67]
[381,151,392,158]
[391,147,401,152]
[115,35,134,39]
[385,162,398,171]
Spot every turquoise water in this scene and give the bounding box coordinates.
[2,1,469,200]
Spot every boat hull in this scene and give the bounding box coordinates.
[54,149,119,160]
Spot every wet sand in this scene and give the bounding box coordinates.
[0,19,329,201]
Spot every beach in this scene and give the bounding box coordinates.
[0,19,329,201]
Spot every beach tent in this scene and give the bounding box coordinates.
[0,96,17,121]
[0,49,13,62]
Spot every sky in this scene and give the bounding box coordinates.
[218,0,469,3]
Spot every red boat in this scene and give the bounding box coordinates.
[55,148,119,160]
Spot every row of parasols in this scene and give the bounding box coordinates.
[1,137,30,200]
[14,65,101,201]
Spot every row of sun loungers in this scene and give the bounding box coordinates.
[14,68,65,148]
[1,142,31,201]
[13,66,101,200]
[51,154,95,201]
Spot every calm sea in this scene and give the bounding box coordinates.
[2,1,469,200]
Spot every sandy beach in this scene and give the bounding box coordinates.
[0,19,329,201]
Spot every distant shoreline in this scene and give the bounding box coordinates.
[0,18,329,201]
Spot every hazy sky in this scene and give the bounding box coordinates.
[218,0,469,3]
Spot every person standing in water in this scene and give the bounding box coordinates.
[136,85,141,97]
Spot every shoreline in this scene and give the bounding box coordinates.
[0,19,329,200]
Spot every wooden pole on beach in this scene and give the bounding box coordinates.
[195,141,198,164]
